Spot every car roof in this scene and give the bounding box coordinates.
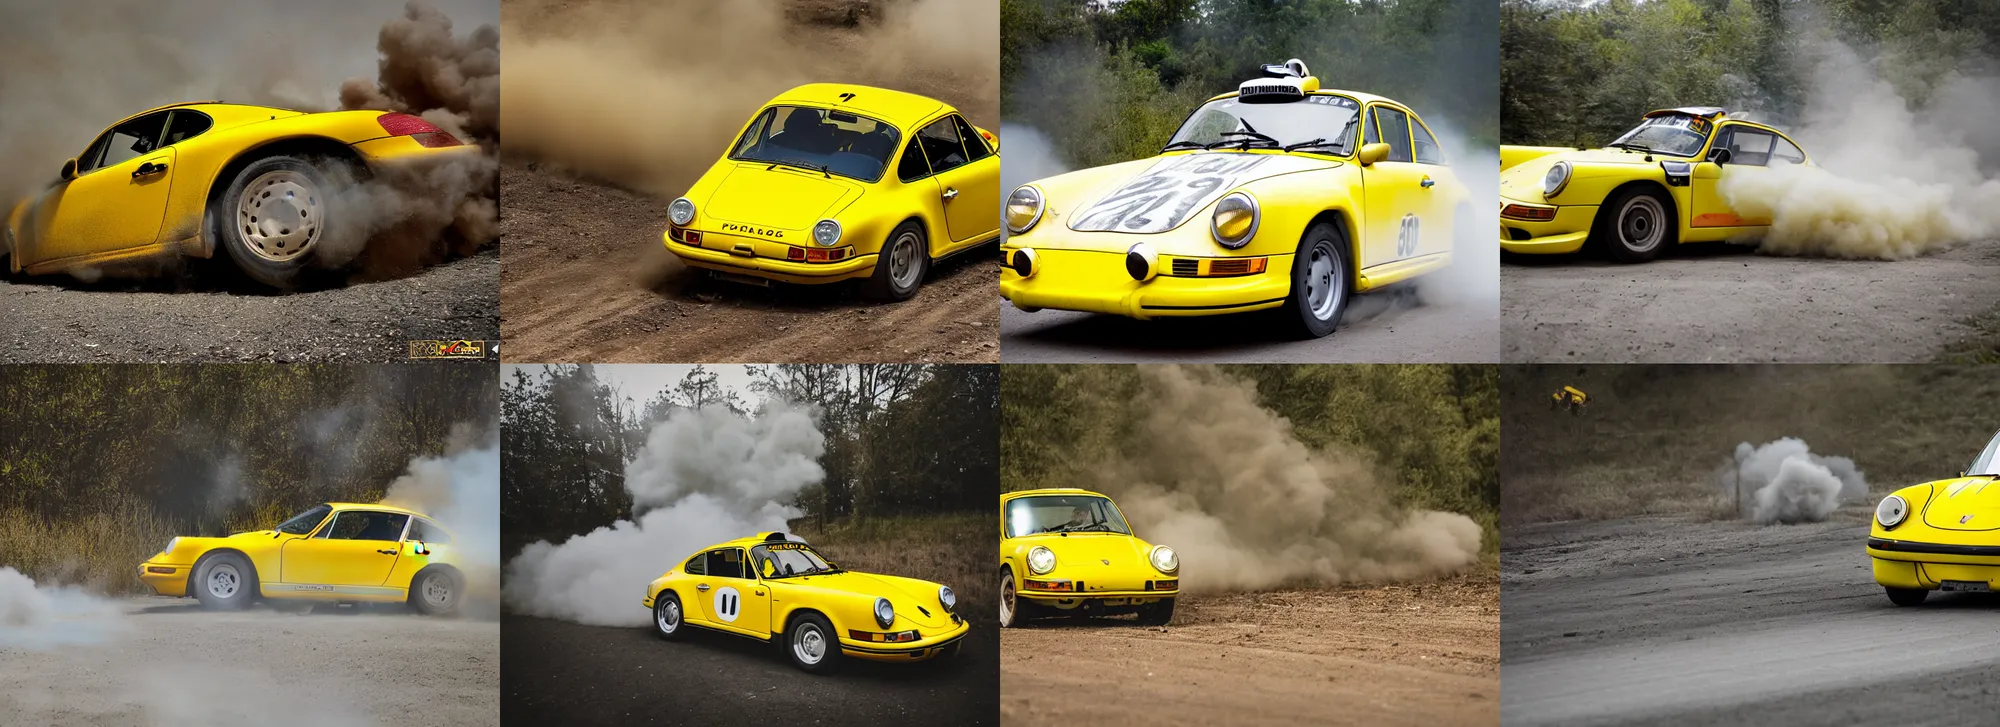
[698,532,817,550]
[1003,488,1113,502]
[766,83,950,127]
[1205,87,1401,110]
[1644,106,1728,120]
[325,502,430,518]
[108,101,304,127]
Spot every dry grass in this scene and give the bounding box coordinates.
[0,499,182,595]
[791,512,992,624]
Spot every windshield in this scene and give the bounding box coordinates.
[750,542,837,578]
[1609,114,1713,157]
[1005,495,1133,538]
[1969,430,2000,476]
[1164,94,1361,154]
[274,504,332,535]
[730,105,899,182]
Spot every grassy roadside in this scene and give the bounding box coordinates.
[0,502,180,596]
[1937,306,2000,364]
[791,512,993,624]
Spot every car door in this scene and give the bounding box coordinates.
[1690,123,1787,229]
[27,110,178,265]
[280,509,409,587]
[692,547,772,637]
[1406,114,1458,257]
[1357,104,1430,269]
[912,115,998,251]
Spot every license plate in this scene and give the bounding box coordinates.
[1939,580,1991,593]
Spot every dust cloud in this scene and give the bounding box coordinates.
[500,0,998,193]
[503,404,826,627]
[0,567,127,650]
[1093,366,1481,594]
[379,422,502,618]
[1715,437,1868,525]
[1722,39,2000,259]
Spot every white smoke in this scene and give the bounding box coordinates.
[379,423,501,617]
[503,404,826,627]
[1718,437,1868,524]
[1417,121,1501,314]
[0,567,127,651]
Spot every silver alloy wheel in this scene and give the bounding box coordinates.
[887,230,922,288]
[793,622,826,665]
[1617,195,1666,252]
[236,169,324,262]
[1305,244,1342,320]
[656,599,680,633]
[208,562,240,599]
[422,573,452,606]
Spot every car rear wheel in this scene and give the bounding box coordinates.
[784,612,842,673]
[1600,187,1674,263]
[653,592,687,641]
[212,156,348,289]
[1885,587,1928,607]
[409,568,462,616]
[192,552,256,610]
[1137,598,1176,626]
[999,568,1035,628]
[862,220,928,302]
[1276,222,1349,339]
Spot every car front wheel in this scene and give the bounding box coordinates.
[1277,222,1349,339]
[1137,597,1176,626]
[784,612,842,673]
[1600,187,1674,263]
[999,568,1034,628]
[862,220,928,302]
[192,552,256,610]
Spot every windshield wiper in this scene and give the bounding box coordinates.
[1608,142,1653,154]
[1208,131,1281,150]
[769,159,830,178]
[1284,138,1341,153]
[1161,140,1208,152]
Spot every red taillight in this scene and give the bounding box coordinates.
[376,112,463,148]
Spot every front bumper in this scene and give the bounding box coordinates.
[664,232,875,285]
[1869,537,2000,590]
[1499,197,1597,254]
[138,561,190,597]
[999,245,1292,319]
[839,616,971,662]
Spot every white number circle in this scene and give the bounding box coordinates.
[712,586,742,622]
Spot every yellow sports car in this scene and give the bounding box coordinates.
[644,533,969,673]
[1868,428,2000,606]
[1499,107,1811,262]
[3,101,477,287]
[662,83,1001,301]
[138,502,466,615]
[999,488,1178,627]
[999,60,1471,338]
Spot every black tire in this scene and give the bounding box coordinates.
[652,591,687,641]
[191,552,256,610]
[1276,222,1349,339]
[1598,186,1675,263]
[210,156,348,289]
[1137,598,1176,626]
[409,567,463,616]
[783,612,842,673]
[999,568,1034,628]
[1885,587,1928,607]
[861,220,928,301]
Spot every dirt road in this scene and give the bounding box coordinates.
[0,251,498,363]
[999,290,1498,363]
[500,613,999,726]
[1000,577,1499,726]
[0,597,498,726]
[1501,242,2000,362]
[1503,514,2000,726]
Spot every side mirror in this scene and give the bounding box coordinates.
[1705,148,1731,166]
[59,158,78,181]
[1357,143,1391,166]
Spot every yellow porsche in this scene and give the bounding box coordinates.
[644,533,968,673]
[138,502,466,615]
[1868,428,2000,606]
[662,83,1001,301]
[3,101,477,287]
[1499,106,1811,262]
[999,488,1178,627]
[999,60,1471,338]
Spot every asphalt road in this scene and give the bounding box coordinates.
[1502,514,2000,727]
[500,613,999,727]
[0,597,499,726]
[1501,242,2000,362]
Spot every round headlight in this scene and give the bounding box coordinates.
[1210,192,1259,249]
[873,597,895,628]
[1542,161,1571,199]
[938,586,956,612]
[1006,185,1045,234]
[668,197,696,227]
[812,219,842,247]
[1149,545,1178,574]
[1027,545,1056,575]
[1876,494,1909,529]
[1125,242,1158,282]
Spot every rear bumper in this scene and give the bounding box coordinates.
[999,246,1292,319]
[138,561,190,597]
[351,136,483,167]
[839,618,971,662]
[664,234,876,285]
[1499,198,1596,254]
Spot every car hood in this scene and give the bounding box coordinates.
[700,162,863,231]
[1499,147,1664,202]
[1037,151,1340,241]
[1016,532,1156,571]
[778,570,955,629]
[1918,476,2000,532]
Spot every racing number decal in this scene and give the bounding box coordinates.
[714,586,742,622]
[1396,214,1420,258]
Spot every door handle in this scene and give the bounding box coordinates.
[754,590,764,596]
[942,187,958,201]
[1419,177,1435,188]
[376,548,396,555]
[696,583,710,592]
[133,162,168,179]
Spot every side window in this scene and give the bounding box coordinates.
[1363,115,1380,146]
[77,133,112,174]
[91,112,171,172]
[952,115,992,163]
[916,117,969,175]
[1721,126,1777,166]
[683,554,706,576]
[1770,133,1806,166]
[1372,107,1413,163]
[897,138,931,182]
[320,511,410,542]
[704,548,745,579]
[406,518,451,544]
[162,110,213,147]
[1411,118,1444,165]
[732,108,778,158]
